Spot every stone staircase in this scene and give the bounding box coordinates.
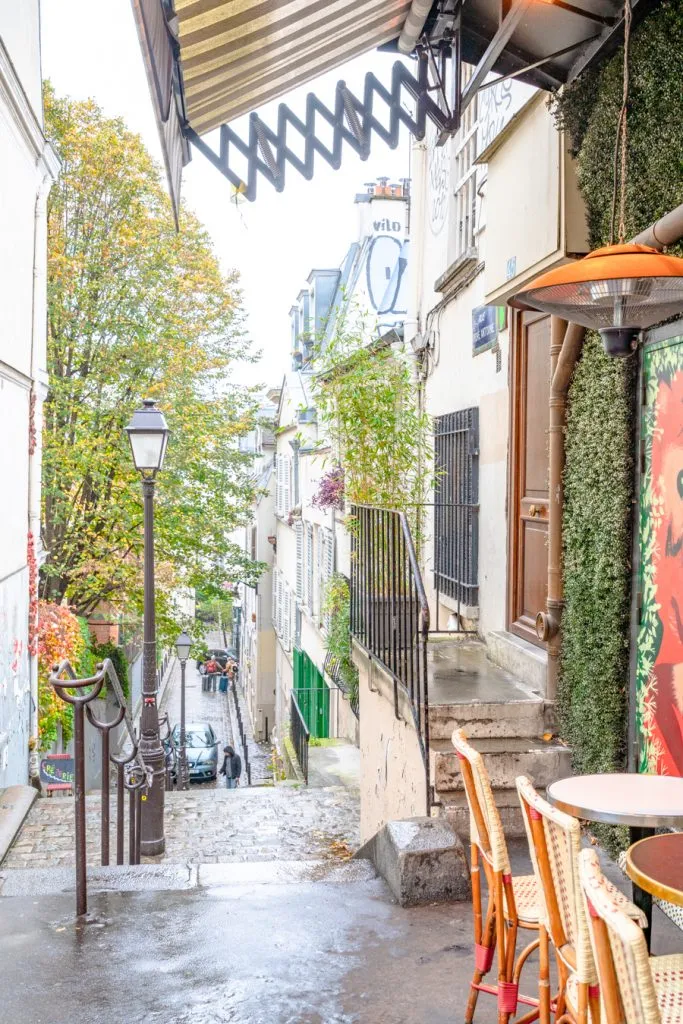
[427,638,571,836]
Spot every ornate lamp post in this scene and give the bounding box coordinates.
[175,631,191,790]
[125,398,170,856]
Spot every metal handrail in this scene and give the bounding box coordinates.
[290,691,310,785]
[49,658,151,916]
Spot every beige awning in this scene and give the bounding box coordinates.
[175,0,413,135]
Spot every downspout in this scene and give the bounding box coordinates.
[537,201,683,704]
[536,320,585,703]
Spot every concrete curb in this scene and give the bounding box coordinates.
[0,858,378,897]
[0,786,38,866]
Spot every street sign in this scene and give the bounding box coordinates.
[472,305,504,355]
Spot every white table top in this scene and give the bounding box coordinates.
[547,773,683,829]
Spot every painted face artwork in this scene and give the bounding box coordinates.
[639,353,683,776]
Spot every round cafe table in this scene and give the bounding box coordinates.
[626,833,683,908]
[547,773,683,949]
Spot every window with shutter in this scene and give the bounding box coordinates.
[271,568,279,626]
[277,574,284,636]
[322,528,335,632]
[283,456,291,516]
[284,588,292,650]
[295,521,304,601]
[306,524,314,613]
[275,455,282,517]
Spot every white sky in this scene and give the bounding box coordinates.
[40,0,410,389]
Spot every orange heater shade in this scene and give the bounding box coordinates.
[510,244,683,356]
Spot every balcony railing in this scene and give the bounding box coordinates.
[349,505,431,809]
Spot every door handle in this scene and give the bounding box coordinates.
[528,504,543,517]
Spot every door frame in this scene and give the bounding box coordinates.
[507,308,549,648]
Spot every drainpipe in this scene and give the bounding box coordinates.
[536,320,585,702]
[536,201,683,702]
[397,0,433,54]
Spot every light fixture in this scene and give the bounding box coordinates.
[125,398,170,473]
[175,631,192,662]
[510,244,683,356]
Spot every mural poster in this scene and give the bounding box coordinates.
[637,334,683,774]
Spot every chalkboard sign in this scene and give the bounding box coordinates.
[40,754,75,787]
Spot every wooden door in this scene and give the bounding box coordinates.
[509,312,551,645]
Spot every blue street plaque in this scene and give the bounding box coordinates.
[472,305,500,355]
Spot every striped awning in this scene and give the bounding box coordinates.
[175,0,413,135]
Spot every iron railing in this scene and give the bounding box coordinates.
[349,505,431,810]
[49,658,152,917]
[323,650,359,721]
[230,679,252,785]
[290,691,310,785]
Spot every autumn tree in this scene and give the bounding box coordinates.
[41,87,260,643]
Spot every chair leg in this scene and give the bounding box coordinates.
[465,880,496,1022]
[537,925,551,1024]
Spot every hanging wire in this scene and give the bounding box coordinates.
[609,0,632,245]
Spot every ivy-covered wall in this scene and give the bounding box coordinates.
[555,0,683,805]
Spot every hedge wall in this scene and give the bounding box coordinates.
[553,0,683,847]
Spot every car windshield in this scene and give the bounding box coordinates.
[173,725,214,747]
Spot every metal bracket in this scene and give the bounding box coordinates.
[186,56,460,202]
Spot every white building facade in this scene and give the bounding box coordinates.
[0,4,59,786]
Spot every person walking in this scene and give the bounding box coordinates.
[219,745,241,789]
[204,656,220,693]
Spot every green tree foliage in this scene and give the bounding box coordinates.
[322,573,359,706]
[41,88,262,645]
[313,309,430,517]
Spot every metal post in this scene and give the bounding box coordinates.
[179,657,188,790]
[73,701,87,917]
[129,788,136,864]
[139,477,165,855]
[116,764,125,865]
[101,729,110,866]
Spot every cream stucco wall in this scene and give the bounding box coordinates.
[354,642,427,843]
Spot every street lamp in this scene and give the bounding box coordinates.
[125,398,170,856]
[175,631,191,790]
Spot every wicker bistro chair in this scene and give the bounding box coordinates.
[516,777,648,1024]
[452,729,544,1024]
[578,847,683,1024]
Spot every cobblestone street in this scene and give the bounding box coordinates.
[2,783,360,869]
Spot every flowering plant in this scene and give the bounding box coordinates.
[312,466,345,511]
[37,601,89,749]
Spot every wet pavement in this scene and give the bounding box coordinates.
[0,870,487,1024]
[160,657,234,791]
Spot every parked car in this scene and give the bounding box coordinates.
[172,722,219,781]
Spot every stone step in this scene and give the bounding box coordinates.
[427,637,547,739]
[435,789,529,839]
[433,736,571,795]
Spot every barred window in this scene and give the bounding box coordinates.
[434,408,479,607]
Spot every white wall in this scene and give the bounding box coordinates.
[0,3,58,785]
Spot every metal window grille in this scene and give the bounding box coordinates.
[434,408,479,607]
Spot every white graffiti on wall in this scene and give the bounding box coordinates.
[428,132,450,236]
[0,568,30,785]
[366,235,409,317]
[477,78,536,157]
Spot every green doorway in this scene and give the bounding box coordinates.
[293,648,330,739]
